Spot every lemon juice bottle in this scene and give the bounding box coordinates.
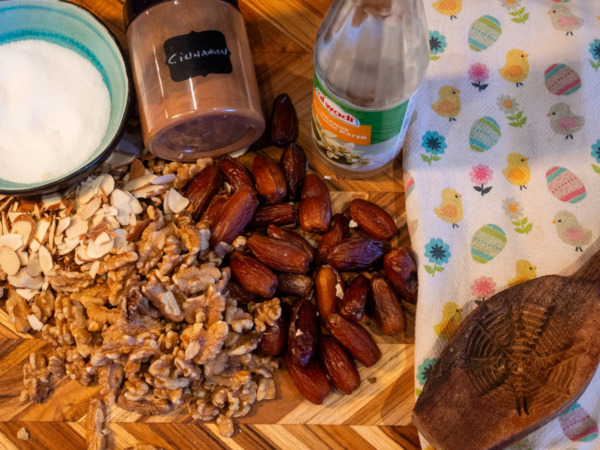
[312,0,429,178]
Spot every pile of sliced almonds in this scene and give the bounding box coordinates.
[0,136,197,328]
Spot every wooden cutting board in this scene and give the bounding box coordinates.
[0,1,420,449]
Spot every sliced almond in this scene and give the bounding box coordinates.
[65,216,89,240]
[76,245,93,263]
[124,191,143,215]
[114,228,128,248]
[16,289,38,301]
[60,198,75,218]
[88,223,116,242]
[8,268,27,288]
[106,151,136,169]
[105,216,120,229]
[163,193,173,215]
[79,184,95,205]
[39,245,53,275]
[11,215,35,249]
[41,193,61,210]
[81,198,102,221]
[89,260,100,279]
[129,159,145,181]
[0,234,23,250]
[95,232,111,245]
[47,215,56,251]
[29,219,51,253]
[116,138,141,156]
[59,236,81,255]
[122,174,157,192]
[100,175,115,197]
[26,253,42,278]
[7,212,21,223]
[87,238,114,259]
[92,213,105,228]
[0,247,20,275]
[130,184,167,199]
[33,203,41,220]
[0,211,5,235]
[91,175,106,196]
[21,273,44,290]
[167,188,190,214]
[27,314,43,331]
[152,174,176,185]
[16,250,28,266]
[56,217,70,236]
[55,234,64,245]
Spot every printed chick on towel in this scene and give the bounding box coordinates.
[432,86,461,121]
[548,103,585,139]
[434,302,463,340]
[432,0,461,20]
[553,211,592,252]
[499,50,530,87]
[434,188,463,228]
[503,153,530,190]
[549,5,584,36]
[508,260,537,287]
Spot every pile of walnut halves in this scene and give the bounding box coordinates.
[9,146,278,442]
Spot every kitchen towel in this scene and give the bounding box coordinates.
[403,1,600,449]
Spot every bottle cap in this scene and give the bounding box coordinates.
[123,0,239,28]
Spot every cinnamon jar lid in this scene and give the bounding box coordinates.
[123,0,239,27]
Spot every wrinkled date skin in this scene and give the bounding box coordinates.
[258,302,290,357]
[270,93,299,147]
[276,273,313,298]
[279,143,307,201]
[252,155,288,204]
[317,213,349,265]
[219,156,255,193]
[339,274,369,322]
[384,248,418,304]
[185,165,223,220]
[247,234,310,274]
[349,199,398,241]
[227,280,258,305]
[230,252,278,298]
[315,265,342,319]
[288,298,318,368]
[299,175,332,233]
[369,275,405,335]
[200,194,229,226]
[317,335,361,395]
[324,314,382,368]
[249,204,298,227]
[267,225,315,262]
[284,352,330,405]
[323,237,389,271]
[210,189,258,246]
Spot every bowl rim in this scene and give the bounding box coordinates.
[0,0,133,196]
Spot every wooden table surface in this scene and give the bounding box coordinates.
[0,0,420,449]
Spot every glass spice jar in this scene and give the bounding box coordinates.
[124,0,265,161]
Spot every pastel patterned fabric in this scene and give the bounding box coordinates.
[404,1,600,448]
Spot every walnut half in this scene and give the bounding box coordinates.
[21,353,50,404]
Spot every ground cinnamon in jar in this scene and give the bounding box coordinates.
[124,0,265,161]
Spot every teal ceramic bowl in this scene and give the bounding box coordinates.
[0,0,132,195]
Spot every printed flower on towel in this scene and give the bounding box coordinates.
[470,164,493,196]
[499,0,529,24]
[472,276,496,305]
[417,358,438,386]
[429,31,447,61]
[591,140,600,174]
[469,63,489,91]
[497,95,527,128]
[424,238,450,276]
[421,131,447,165]
[590,39,600,71]
[503,197,533,234]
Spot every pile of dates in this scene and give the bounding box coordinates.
[186,93,418,404]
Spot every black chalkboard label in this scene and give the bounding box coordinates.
[164,30,232,83]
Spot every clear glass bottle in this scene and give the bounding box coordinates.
[312,0,429,178]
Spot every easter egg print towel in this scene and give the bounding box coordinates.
[405,1,600,449]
